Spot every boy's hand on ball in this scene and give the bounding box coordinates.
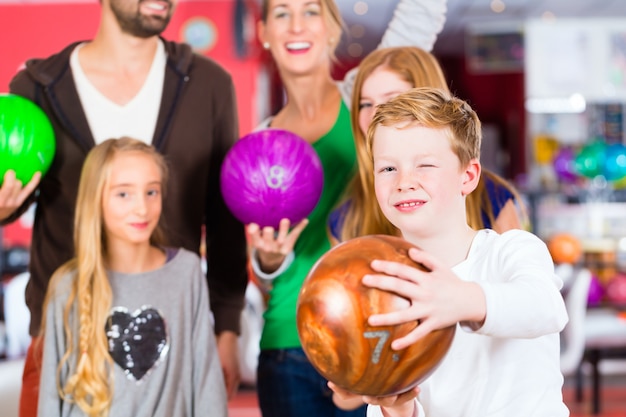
[329,381,420,417]
[328,381,365,410]
[364,247,485,350]
[363,386,420,417]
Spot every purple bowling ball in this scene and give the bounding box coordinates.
[587,274,604,306]
[553,147,578,184]
[220,129,324,229]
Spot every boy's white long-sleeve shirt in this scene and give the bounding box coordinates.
[368,229,569,417]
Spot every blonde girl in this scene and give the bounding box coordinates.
[38,137,226,417]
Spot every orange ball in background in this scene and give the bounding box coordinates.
[547,233,583,264]
[296,235,456,397]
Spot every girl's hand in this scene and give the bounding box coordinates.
[246,218,308,273]
[363,247,486,350]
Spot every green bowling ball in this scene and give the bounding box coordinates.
[0,93,56,186]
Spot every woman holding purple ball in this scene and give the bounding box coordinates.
[245,1,447,416]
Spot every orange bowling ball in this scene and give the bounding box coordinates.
[296,235,456,397]
[547,233,582,264]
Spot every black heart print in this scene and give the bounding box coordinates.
[105,306,169,381]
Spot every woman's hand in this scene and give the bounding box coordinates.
[246,218,308,273]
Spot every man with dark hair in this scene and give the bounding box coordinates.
[1,0,248,415]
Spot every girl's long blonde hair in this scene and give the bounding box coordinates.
[41,137,168,417]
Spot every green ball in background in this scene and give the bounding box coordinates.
[574,140,606,179]
[0,93,56,186]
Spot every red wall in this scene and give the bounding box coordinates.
[0,1,262,133]
[439,55,526,181]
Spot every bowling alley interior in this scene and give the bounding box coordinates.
[2,0,626,416]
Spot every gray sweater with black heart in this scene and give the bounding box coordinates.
[39,248,227,417]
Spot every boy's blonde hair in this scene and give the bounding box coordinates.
[41,137,168,417]
[367,87,482,169]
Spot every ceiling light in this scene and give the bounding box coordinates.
[348,43,363,58]
[490,0,506,13]
[353,1,368,16]
[525,94,587,114]
[350,24,366,39]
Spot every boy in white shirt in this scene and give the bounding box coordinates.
[331,87,569,417]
